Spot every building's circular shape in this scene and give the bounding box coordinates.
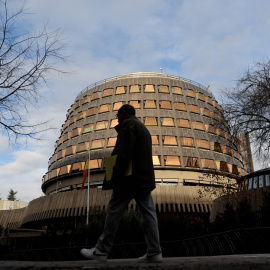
[41,72,247,213]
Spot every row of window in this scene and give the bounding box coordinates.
[51,137,240,165]
[63,101,223,130]
[44,157,240,183]
[70,85,220,114]
[240,174,270,190]
[62,116,227,135]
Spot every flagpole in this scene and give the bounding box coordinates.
[86,150,90,225]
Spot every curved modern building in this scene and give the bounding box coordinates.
[0,72,251,230]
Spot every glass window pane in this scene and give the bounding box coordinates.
[110,119,118,128]
[266,174,270,186]
[163,136,177,145]
[129,100,141,109]
[180,137,195,147]
[87,107,98,117]
[107,137,117,147]
[174,102,186,111]
[91,139,105,149]
[192,121,204,130]
[220,161,229,172]
[172,86,183,95]
[113,102,125,111]
[99,104,111,113]
[183,157,198,167]
[158,85,169,93]
[201,159,215,169]
[82,95,91,104]
[177,119,190,128]
[248,178,252,189]
[188,105,200,114]
[185,89,195,98]
[130,85,141,93]
[165,156,180,166]
[92,92,101,100]
[144,117,158,126]
[161,117,174,126]
[95,121,108,131]
[153,155,161,165]
[76,142,89,153]
[103,88,113,97]
[151,135,159,145]
[71,162,83,172]
[82,124,94,134]
[259,175,264,188]
[196,139,210,149]
[144,84,155,92]
[253,176,258,188]
[116,86,126,95]
[144,100,156,109]
[159,101,172,109]
[90,159,102,169]
[196,92,205,101]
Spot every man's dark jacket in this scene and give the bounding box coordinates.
[102,115,155,191]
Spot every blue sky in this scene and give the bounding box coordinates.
[1,0,270,202]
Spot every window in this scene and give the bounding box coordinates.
[188,104,200,114]
[57,149,66,160]
[71,162,84,172]
[116,86,126,95]
[130,85,141,93]
[196,139,210,149]
[103,88,113,97]
[184,89,195,98]
[232,164,238,175]
[177,119,190,128]
[213,142,222,152]
[77,111,86,121]
[113,102,126,111]
[266,174,270,186]
[71,128,82,138]
[253,176,258,188]
[201,108,211,117]
[174,102,186,111]
[153,156,161,165]
[95,121,108,131]
[162,136,177,145]
[144,84,155,92]
[144,117,158,126]
[107,137,117,147]
[151,135,159,145]
[248,178,253,190]
[180,137,195,147]
[205,124,216,134]
[91,92,101,101]
[129,100,141,109]
[160,117,174,126]
[158,85,169,93]
[87,107,98,117]
[50,169,59,179]
[91,139,105,149]
[259,175,264,188]
[165,156,181,166]
[196,92,205,101]
[144,100,156,109]
[76,142,90,153]
[110,119,118,128]
[90,159,102,169]
[183,157,199,167]
[73,100,80,110]
[192,121,204,131]
[159,100,172,109]
[99,104,111,113]
[201,159,215,169]
[63,132,71,142]
[82,124,94,134]
[59,165,71,176]
[66,146,76,156]
[220,161,229,172]
[69,116,76,125]
[172,86,183,95]
[82,95,91,104]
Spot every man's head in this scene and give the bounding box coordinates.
[117,104,135,124]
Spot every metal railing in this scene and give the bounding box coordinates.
[75,72,213,100]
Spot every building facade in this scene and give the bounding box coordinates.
[0,72,251,230]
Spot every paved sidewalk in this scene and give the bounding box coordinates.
[1,254,270,269]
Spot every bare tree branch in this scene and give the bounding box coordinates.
[0,0,68,145]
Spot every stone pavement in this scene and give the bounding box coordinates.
[1,254,270,270]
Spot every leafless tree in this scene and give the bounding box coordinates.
[0,0,67,145]
[222,60,270,161]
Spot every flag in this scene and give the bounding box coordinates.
[81,159,89,191]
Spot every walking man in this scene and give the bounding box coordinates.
[81,104,162,263]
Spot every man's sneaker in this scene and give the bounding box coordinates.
[80,247,107,262]
[138,253,163,263]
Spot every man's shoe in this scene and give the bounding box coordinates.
[80,247,107,262]
[138,253,163,263]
